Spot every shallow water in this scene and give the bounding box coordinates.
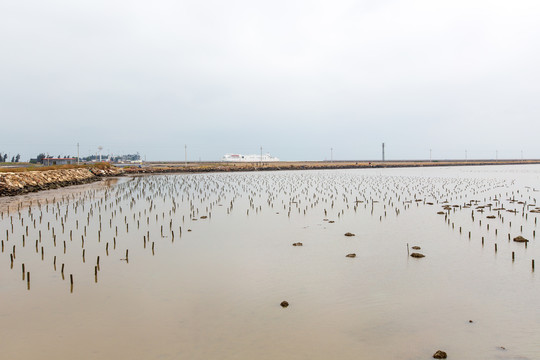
[1,165,539,360]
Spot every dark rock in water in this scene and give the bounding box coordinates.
[437,211,445,215]
[346,253,356,258]
[280,301,289,308]
[469,320,474,323]
[486,215,496,219]
[410,253,425,258]
[433,350,447,359]
[412,246,421,250]
[292,242,303,246]
[344,232,355,237]
[513,236,529,243]
[329,221,335,223]
[200,216,208,219]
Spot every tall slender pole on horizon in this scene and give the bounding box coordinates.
[331,148,333,162]
[77,143,79,165]
[465,150,467,160]
[184,144,187,166]
[430,149,432,162]
[260,146,263,166]
[496,150,498,160]
[382,143,385,162]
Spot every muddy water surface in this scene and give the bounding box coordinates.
[1,166,539,360]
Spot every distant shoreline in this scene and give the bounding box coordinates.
[2,160,540,198]
[123,159,540,174]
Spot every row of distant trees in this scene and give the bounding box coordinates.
[0,153,21,163]
[1,152,142,164]
[82,153,141,162]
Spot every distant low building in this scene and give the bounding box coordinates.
[41,158,76,165]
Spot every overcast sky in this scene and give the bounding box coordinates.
[1,0,539,161]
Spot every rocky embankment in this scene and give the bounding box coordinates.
[0,167,123,197]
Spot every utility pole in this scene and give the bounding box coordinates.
[330,148,333,162]
[382,143,385,162]
[260,146,263,166]
[77,143,80,165]
[184,144,187,166]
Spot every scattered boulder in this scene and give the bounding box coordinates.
[280,301,289,308]
[433,350,447,359]
[513,236,529,243]
[410,253,425,258]
[412,246,421,250]
[344,232,355,237]
[437,211,445,215]
[292,242,303,246]
[486,215,496,219]
[200,215,208,219]
[346,253,356,258]
[329,221,335,223]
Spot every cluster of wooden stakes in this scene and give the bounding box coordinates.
[1,172,538,294]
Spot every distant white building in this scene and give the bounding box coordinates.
[222,153,279,162]
[41,158,76,165]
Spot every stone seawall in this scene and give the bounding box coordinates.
[0,167,123,197]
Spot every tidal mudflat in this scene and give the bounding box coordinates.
[1,165,539,360]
